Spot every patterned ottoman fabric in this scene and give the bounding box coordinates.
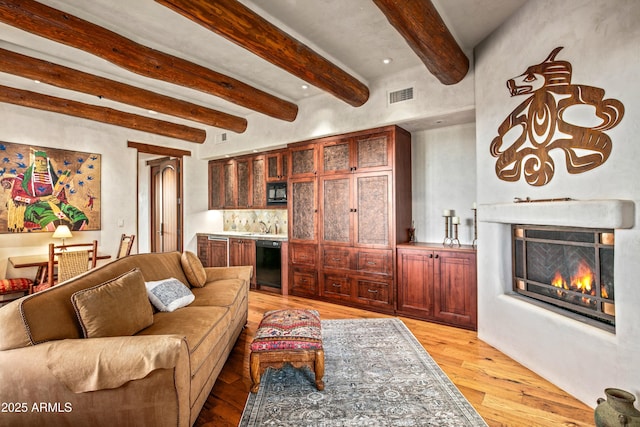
[251,309,323,352]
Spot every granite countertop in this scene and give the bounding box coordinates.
[198,231,288,241]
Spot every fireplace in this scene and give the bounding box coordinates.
[512,225,615,329]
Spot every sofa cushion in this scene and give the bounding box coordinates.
[136,306,230,379]
[71,268,154,338]
[190,278,246,318]
[145,278,195,312]
[181,251,207,288]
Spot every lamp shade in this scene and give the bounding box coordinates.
[52,225,73,240]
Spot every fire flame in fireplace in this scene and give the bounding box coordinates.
[551,260,597,300]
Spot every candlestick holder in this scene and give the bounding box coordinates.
[442,215,452,246]
[472,207,478,248]
[451,223,461,247]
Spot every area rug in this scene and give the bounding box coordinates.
[239,317,487,426]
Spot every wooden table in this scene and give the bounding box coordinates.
[9,253,112,285]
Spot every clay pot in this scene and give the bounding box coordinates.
[595,388,640,427]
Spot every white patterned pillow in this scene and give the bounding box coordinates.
[145,278,195,312]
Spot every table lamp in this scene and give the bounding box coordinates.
[52,224,72,246]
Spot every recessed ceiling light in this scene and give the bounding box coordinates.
[301,84,309,90]
[33,80,41,84]
[382,58,393,65]
[148,110,158,115]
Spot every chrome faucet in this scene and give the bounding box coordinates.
[259,221,271,234]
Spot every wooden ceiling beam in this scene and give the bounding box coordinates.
[0,47,247,133]
[0,85,206,143]
[128,141,191,158]
[155,0,370,107]
[0,0,297,122]
[372,0,469,85]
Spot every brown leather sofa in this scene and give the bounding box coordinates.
[0,251,251,427]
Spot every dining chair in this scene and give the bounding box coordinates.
[0,278,34,306]
[46,240,98,288]
[116,234,135,259]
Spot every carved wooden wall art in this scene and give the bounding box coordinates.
[490,47,625,186]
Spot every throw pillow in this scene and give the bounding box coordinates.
[71,268,154,338]
[145,278,195,312]
[181,251,206,288]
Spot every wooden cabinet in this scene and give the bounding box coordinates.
[230,238,257,287]
[208,160,225,210]
[289,143,317,178]
[319,130,393,175]
[236,155,266,209]
[288,125,411,315]
[209,154,267,209]
[197,235,228,267]
[397,244,477,330]
[289,178,317,243]
[265,150,289,182]
[222,160,235,208]
[236,157,250,208]
[289,243,317,298]
[251,156,266,208]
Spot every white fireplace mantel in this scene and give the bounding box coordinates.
[478,199,635,229]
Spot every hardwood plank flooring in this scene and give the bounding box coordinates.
[195,291,595,427]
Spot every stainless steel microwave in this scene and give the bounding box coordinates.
[267,181,287,206]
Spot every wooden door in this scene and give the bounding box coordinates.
[150,157,181,253]
[397,249,436,318]
[236,158,250,208]
[354,131,393,172]
[208,160,224,210]
[319,138,351,175]
[223,160,236,208]
[434,250,477,330]
[251,156,266,208]
[354,171,392,248]
[289,144,317,178]
[266,150,288,182]
[289,178,317,243]
[319,175,352,245]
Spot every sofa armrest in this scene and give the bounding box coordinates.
[46,335,188,392]
[0,335,191,426]
[204,265,253,283]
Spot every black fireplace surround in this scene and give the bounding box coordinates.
[512,225,615,330]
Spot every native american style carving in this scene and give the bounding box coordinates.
[490,47,624,186]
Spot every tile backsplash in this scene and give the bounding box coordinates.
[223,210,288,236]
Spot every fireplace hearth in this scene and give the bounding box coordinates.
[512,225,615,329]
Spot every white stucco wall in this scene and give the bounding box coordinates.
[0,104,195,278]
[475,0,640,406]
[412,123,477,244]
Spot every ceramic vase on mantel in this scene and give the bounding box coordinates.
[595,388,640,427]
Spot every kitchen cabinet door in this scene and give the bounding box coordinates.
[289,178,317,243]
[208,160,224,210]
[320,175,352,245]
[251,156,266,208]
[354,172,391,248]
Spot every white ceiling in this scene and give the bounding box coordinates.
[0,0,527,132]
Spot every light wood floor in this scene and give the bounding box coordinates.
[195,291,595,427]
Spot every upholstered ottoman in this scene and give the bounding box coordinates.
[250,309,324,393]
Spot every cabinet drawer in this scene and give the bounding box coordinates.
[355,278,392,305]
[291,269,317,297]
[322,247,352,270]
[357,250,392,275]
[322,273,351,299]
[290,244,316,266]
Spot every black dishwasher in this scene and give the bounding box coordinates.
[255,239,282,291]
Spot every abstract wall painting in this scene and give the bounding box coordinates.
[0,142,101,233]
